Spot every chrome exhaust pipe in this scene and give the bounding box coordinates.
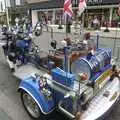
[58,102,75,119]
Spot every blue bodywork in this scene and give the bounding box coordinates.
[18,70,75,114]
[18,48,112,115]
[71,48,112,80]
[51,68,75,87]
[19,77,55,114]
[16,39,31,52]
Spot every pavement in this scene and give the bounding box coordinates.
[46,24,120,39]
[0,32,119,120]
[0,108,11,120]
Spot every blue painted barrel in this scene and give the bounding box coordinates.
[71,48,112,80]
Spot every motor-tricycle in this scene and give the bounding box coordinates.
[0,23,120,120]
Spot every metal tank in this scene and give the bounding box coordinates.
[71,48,112,80]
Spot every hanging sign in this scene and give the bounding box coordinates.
[87,0,103,4]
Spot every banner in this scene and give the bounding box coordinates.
[64,0,73,17]
[78,0,87,16]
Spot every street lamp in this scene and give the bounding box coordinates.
[58,0,63,29]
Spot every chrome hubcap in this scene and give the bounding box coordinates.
[23,93,40,118]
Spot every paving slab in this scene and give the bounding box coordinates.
[45,24,120,39]
[0,109,11,120]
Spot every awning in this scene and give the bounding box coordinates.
[28,0,64,10]
[28,0,119,10]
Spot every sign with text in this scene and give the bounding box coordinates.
[87,0,118,5]
[87,0,103,4]
[26,0,49,4]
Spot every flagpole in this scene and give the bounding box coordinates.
[64,0,73,73]
[65,14,68,38]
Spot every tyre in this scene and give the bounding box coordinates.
[21,91,45,120]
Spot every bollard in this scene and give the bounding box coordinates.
[117,46,120,61]
[96,31,99,49]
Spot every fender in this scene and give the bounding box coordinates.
[18,77,55,115]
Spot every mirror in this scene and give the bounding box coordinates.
[51,40,57,49]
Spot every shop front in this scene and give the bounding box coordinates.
[29,0,119,28]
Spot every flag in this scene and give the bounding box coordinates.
[78,0,87,16]
[118,3,120,16]
[64,0,73,17]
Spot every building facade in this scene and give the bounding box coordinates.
[7,0,28,25]
[0,0,28,25]
[27,0,120,28]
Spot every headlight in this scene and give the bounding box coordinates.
[37,26,41,30]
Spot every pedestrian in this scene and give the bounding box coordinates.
[93,16,100,30]
[79,20,83,35]
[15,17,19,27]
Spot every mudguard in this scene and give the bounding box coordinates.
[18,76,55,115]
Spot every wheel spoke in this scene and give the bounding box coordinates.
[22,92,40,118]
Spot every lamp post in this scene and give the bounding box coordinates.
[58,0,63,29]
[4,0,10,26]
